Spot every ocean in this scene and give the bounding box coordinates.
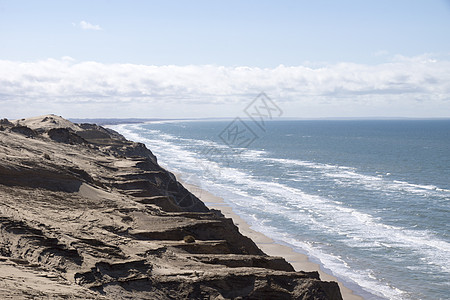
[111,120,450,300]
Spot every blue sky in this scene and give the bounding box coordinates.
[1,0,450,118]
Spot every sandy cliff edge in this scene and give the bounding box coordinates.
[0,115,343,299]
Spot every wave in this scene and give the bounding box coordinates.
[135,125,450,199]
[112,123,450,300]
[243,156,450,199]
[324,171,450,197]
[115,122,450,250]
[250,224,407,300]
[239,157,449,201]
[118,123,450,198]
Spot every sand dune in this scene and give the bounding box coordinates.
[0,115,342,299]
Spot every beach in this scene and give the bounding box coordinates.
[181,179,363,300]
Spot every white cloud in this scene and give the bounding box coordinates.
[77,20,102,31]
[0,56,449,118]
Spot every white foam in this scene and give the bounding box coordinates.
[113,124,450,300]
[239,153,450,199]
[325,170,448,197]
[258,226,407,300]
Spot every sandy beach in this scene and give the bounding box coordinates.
[181,179,363,300]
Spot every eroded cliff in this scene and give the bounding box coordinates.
[0,115,342,300]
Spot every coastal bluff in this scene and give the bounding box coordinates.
[0,115,342,299]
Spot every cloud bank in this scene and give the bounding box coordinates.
[0,55,449,118]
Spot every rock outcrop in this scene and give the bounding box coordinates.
[0,115,342,299]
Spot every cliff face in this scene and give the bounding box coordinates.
[0,115,342,300]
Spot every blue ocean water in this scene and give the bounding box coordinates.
[112,120,450,300]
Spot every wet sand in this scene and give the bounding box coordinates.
[181,179,364,300]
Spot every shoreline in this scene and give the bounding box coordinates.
[1,115,355,299]
[180,178,364,300]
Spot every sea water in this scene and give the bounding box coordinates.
[111,120,450,300]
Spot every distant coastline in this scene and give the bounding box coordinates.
[70,117,450,127]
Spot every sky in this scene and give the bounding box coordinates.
[1,0,450,119]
